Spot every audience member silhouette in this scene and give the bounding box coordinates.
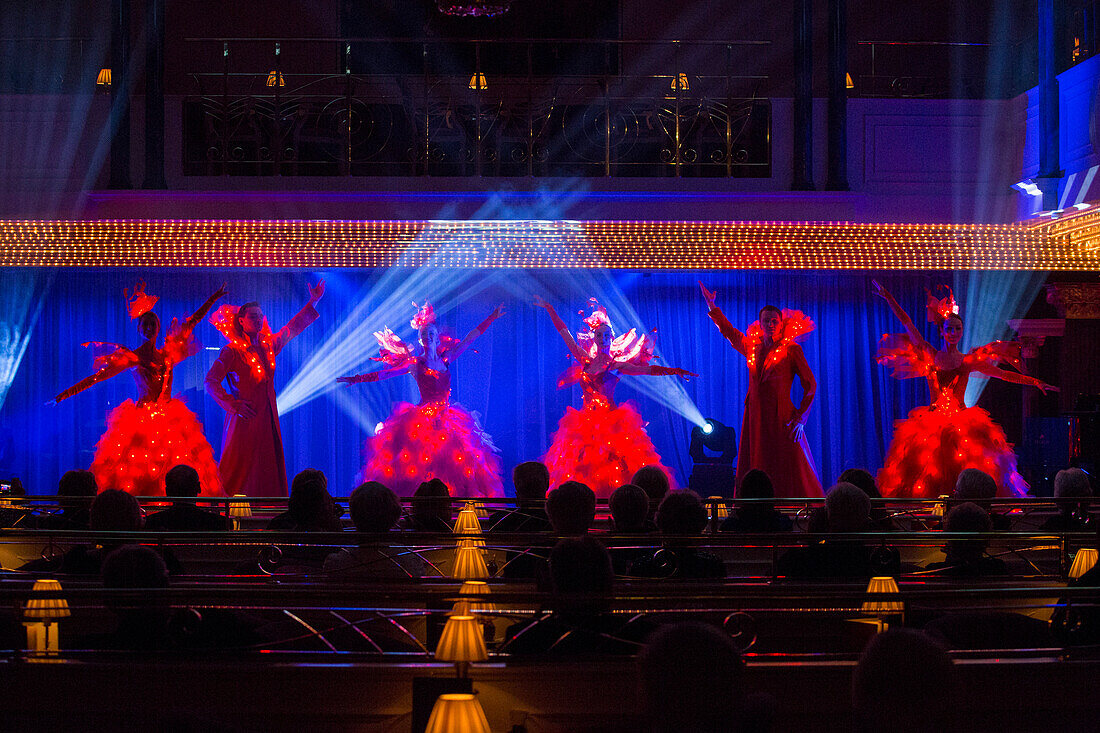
[20,489,183,574]
[401,477,452,532]
[546,481,597,536]
[609,483,655,533]
[324,481,424,578]
[145,465,228,531]
[488,461,552,532]
[607,483,658,575]
[954,468,1010,529]
[266,468,342,532]
[36,469,98,530]
[640,622,769,733]
[632,465,671,520]
[95,544,263,651]
[852,629,958,733]
[924,502,1008,576]
[839,467,897,530]
[776,483,899,579]
[503,536,650,655]
[629,491,725,578]
[721,469,792,533]
[1040,467,1092,531]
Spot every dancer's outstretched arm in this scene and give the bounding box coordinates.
[274,280,325,355]
[534,295,586,361]
[337,362,414,385]
[51,345,138,405]
[871,280,929,350]
[449,304,505,359]
[180,283,229,334]
[699,281,748,356]
[972,362,1058,394]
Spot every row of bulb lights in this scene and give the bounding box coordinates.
[0,219,1096,269]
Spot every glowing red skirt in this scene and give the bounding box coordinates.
[91,398,223,497]
[362,401,504,498]
[544,400,675,500]
[877,404,1028,498]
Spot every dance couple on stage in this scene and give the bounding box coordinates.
[53,280,326,497]
[339,297,696,500]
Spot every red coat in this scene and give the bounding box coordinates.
[205,304,318,496]
[709,307,822,498]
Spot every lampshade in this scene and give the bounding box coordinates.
[931,495,949,518]
[266,70,285,87]
[861,576,903,614]
[228,494,253,518]
[452,545,490,580]
[436,615,488,663]
[1069,548,1099,579]
[457,536,486,552]
[468,73,488,91]
[424,693,491,733]
[670,72,689,92]
[453,580,493,615]
[96,68,112,87]
[24,579,71,619]
[707,496,729,519]
[845,72,855,89]
[453,504,482,535]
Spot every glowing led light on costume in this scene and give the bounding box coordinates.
[743,309,815,373]
[209,304,276,382]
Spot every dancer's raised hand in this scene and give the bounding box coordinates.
[308,280,326,305]
[698,281,718,309]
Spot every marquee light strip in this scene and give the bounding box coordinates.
[0,217,1095,270]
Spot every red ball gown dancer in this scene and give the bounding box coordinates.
[52,282,228,496]
[700,283,823,498]
[873,281,1057,498]
[338,302,505,498]
[536,296,696,499]
[205,281,324,497]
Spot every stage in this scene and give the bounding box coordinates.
[0,211,1093,496]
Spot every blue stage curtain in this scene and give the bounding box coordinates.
[1,269,953,496]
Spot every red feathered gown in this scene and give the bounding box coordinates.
[876,335,1029,498]
[708,308,822,498]
[56,329,223,497]
[361,358,503,497]
[544,367,676,500]
[205,304,318,497]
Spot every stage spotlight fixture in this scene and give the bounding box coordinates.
[688,418,736,498]
[1013,179,1043,197]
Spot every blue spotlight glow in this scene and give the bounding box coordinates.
[955,270,1048,407]
[0,272,49,411]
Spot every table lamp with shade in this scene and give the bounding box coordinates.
[24,578,70,653]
